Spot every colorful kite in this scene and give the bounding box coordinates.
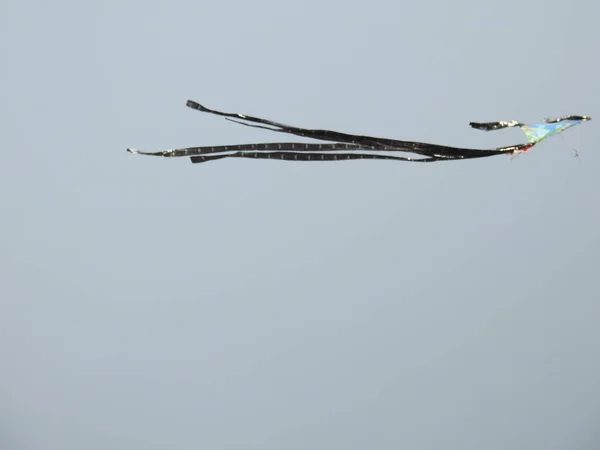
[127,100,590,164]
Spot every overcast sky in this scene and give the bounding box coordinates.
[1,0,599,449]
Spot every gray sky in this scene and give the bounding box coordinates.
[1,0,599,448]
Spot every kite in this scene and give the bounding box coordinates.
[127,100,590,164]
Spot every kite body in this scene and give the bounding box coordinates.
[128,101,590,164]
[470,115,590,144]
[521,119,590,143]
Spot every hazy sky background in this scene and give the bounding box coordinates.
[1,0,599,449]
